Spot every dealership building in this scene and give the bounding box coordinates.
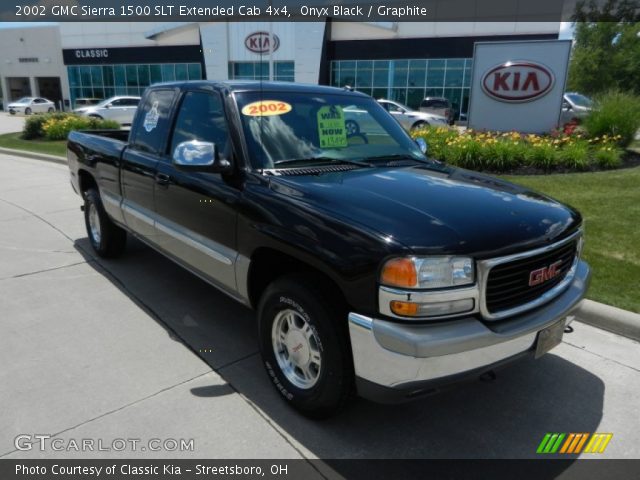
[0,21,560,119]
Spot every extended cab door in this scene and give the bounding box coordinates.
[153,89,239,293]
[121,88,178,240]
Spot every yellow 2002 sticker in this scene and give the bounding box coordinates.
[317,105,347,148]
[241,100,292,116]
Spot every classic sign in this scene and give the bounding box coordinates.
[245,31,280,54]
[482,61,555,103]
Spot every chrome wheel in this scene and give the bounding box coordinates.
[88,202,101,245]
[271,309,322,389]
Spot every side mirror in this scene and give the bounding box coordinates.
[104,104,111,109]
[563,102,572,110]
[172,140,232,173]
[415,137,428,155]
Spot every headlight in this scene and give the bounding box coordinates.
[380,256,474,289]
[380,256,477,319]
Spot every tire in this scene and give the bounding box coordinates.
[258,274,354,418]
[47,107,54,113]
[24,108,32,115]
[410,121,429,132]
[88,114,103,120]
[83,188,127,258]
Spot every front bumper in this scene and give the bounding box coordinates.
[349,259,591,403]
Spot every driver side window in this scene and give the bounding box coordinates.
[170,91,229,159]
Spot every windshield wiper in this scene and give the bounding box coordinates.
[360,154,430,165]
[273,157,373,168]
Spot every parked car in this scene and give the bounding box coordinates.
[74,98,102,109]
[7,97,55,115]
[67,81,590,418]
[419,97,455,125]
[74,96,141,125]
[560,92,593,127]
[377,99,448,131]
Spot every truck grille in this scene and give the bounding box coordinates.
[485,239,578,315]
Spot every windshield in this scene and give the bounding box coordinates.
[566,93,593,108]
[14,97,33,104]
[235,91,425,170]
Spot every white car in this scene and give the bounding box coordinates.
[7,97,55,115]
[377,99,449,131]
[74,96,141,126]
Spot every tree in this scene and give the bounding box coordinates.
[568,0,640,95]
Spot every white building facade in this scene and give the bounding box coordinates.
[0,21,560,119]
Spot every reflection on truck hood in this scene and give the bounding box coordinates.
[268,164,581,257]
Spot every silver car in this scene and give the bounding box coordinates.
[560,93,593,126]
[377,99,448,131]
[7,97,55,115]
[74,96,141,126]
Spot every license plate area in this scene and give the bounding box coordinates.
[535,319,565,359]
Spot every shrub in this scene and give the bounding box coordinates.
[22,112,69,139]
[557,140,590,170]
[594,146,624,169]
[41,115,119,141]
[583,90,640,147]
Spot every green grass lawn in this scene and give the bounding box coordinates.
[504,167,640,313]
[0,132,66,157]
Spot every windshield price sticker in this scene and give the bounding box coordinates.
[241,100,292,116]
[317,106,347,148]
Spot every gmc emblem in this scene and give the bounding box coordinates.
[529,260,563,287]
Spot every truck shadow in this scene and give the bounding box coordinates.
[74,237,604,469]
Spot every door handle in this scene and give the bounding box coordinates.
[155,173,172,186]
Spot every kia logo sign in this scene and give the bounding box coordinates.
[482,61,555,103]
[245,32,280,54]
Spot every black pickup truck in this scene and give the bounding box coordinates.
[68,81,591,418]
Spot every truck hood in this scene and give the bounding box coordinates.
[268,163,581,257]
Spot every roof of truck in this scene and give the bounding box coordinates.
[147,80,368,97]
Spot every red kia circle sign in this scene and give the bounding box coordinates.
[245,32,280,54]
[481,61,555,103]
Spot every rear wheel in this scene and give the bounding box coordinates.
[83,188,126,258]
[258,274,354,418]
[47,107,54,113]
[410,120,429,132]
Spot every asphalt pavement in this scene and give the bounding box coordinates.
[1,152,639,469]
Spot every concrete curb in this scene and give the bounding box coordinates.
[575,299,640,342]
[0,146,66,165]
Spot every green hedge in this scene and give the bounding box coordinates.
[583,91,640,148]
[22,112,120,141]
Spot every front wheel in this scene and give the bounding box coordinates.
[258,275,354,418]
[47,107,54,113]
[24,108,32,115]
[410,121,429,133]
[83,188,127,258]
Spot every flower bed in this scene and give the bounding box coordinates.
[411,126,629,173]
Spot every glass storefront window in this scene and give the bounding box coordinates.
[330,57,472,119]
[67,62,203,107]
[228,61,295,82]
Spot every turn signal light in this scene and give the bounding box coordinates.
[380,258,417,288]
[390,301,419,316]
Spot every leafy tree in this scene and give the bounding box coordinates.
[568,0,640,95]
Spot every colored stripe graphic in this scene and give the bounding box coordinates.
[538,433,613,454]
[584,433,613,454]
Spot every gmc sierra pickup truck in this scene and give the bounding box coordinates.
[68,81,591,418]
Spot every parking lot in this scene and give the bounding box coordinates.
[1,151,639,469]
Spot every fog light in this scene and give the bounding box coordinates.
[390,298,474,318]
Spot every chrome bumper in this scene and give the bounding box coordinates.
[349,260,591,402]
